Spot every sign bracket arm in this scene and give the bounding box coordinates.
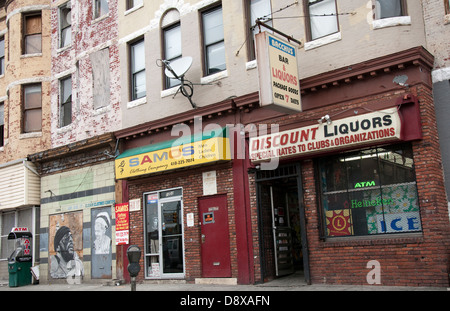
[255,19,302,46]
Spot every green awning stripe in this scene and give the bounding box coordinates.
[116,127,228,160]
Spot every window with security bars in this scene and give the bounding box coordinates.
[317,143,422,238]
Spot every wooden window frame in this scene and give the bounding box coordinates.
[22,83,42,133]
[23,13,42,55]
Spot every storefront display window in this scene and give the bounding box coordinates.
[144,188,184,278]
[318,143,422,238]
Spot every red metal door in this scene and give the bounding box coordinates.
[199,194,231,278]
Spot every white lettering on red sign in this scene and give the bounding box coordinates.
[249,108,401,162]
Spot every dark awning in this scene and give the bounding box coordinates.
[8,231,32,240]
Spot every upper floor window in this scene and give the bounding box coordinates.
[94,0,109,19]
[374,0,407,19]
[202,5,226,76]
[126,0,143,11]
[23,84,42,133]
[130,39,146,100]
[0,102,4,147]
[23,13,42,54]
[59,2,72,48]
[247,0,272,61]
[60,77,72,127]
[0,37,4,75]
[305,0,339,41]
[163,23,182,89]
[445,0,450,15]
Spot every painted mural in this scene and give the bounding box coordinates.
[49,211,84,280]
[91,207,112,278]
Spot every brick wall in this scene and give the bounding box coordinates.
[50,0,121,148]
[293,86,450,287]
[126,162,237,282]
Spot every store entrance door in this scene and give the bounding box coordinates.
[199,194,231,278]
[257,164,310,283]
[270,186,295,277]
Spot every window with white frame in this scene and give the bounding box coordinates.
[126,0,143,11]
[94,0,109,19]
[60,77,72,127]
[59,2,72,48]
[130,39,146,100]
[374,0,407,19]
[305,0,339,41]
[202,5,226,76]
[247,0,272,61]
[0,36,4,75]
[163,23,182,89]
[0,102,4,147]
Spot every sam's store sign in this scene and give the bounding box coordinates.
[250,108,402,162]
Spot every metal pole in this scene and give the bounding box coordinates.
[255,19,302,46]
[131,276,136,291]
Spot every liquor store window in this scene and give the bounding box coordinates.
[317,143,422,238]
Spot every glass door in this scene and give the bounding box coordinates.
[160,199,183,275]
[144,188,184,279]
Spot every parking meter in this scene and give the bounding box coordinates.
[126,245,141,291]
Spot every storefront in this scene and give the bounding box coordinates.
[29,133,117,284]
[114,126,256,283]
[248,47,450,287]
[0,159,40,283]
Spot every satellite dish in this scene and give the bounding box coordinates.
[164,56,193,79]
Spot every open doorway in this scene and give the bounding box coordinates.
[256,164,309,284]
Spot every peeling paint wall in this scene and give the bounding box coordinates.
[0,0,53,164]
[50,0,121,148]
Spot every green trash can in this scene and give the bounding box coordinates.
[7,227,33,288]
[8,258,32,287]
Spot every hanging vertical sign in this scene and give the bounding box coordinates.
[115,203,129,245]
[256,31,302,113]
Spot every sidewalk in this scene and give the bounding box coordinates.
[0,280,447,291]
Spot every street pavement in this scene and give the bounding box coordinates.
[0,278,447,291]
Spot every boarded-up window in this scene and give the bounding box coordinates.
[23,84,42,133]
[24,14,42,54]
[90,48,111,109]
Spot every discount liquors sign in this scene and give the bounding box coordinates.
[256,31,302,113]
[250,108,402,162]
